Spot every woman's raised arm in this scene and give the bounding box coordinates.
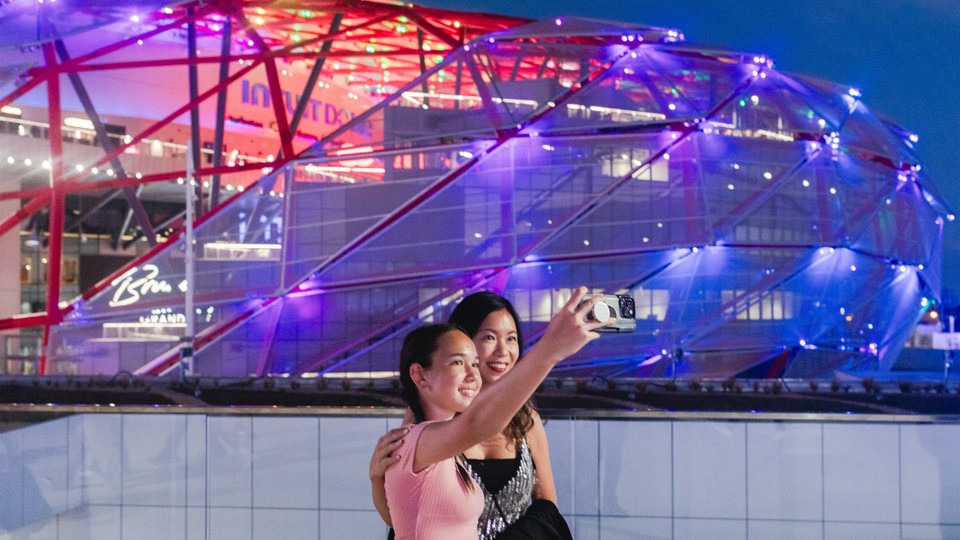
[413,287,604,472]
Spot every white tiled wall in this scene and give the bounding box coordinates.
[900,423,960,526]
[1,414,958,540]
[81,414,122,506]
[823,423,900,524]
[598,420,672,519]
[0,423,25,531]
[252,417,319,510]
[673,421,747,521]
[0,415,79,533]
[746,422,822,522]
[207,415,253,509]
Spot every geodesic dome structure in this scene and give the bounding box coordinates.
[1,2,951,380]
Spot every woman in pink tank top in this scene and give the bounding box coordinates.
[383,287,606,539]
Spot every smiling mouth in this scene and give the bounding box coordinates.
[459,388,478,398]
[486,362,509,373]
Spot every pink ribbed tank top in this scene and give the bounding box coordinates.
[384,421,485,540]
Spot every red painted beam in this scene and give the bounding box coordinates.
[0,195,49,239]
[40,38,67,374]
[0,313,50,332]
[45,48,451,73]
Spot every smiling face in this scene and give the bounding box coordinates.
[413,329,481,419]
[472,309,521,385]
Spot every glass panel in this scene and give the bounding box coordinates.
[707,69,841,140]
[189,300,284,377]
[642,48,756,120]
[490,17,681,43]
[320,39,624,152]
[0,1,171,49]
[193,275,468,376]
[282,141,492,288]
[75,172,285,319]
[321,48,496,153]
[51,298,256,376]
[701,137,838,246]
[313,156,514,282]
[790,74,859,129]
[480,40,624,123]
[785,249,925,368]
[840,102,916,166]
[532,46,754,133]
[531,135,700,257]
[515,133,688,257]
[850,178,941,264]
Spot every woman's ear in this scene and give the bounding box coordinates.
[409,363,428,391]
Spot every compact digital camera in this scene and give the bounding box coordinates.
[583,293,636,333]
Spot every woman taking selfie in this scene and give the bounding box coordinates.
[371,291,570,538]
[376,287,604,539]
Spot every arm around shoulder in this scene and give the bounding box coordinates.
[370,426,409,526]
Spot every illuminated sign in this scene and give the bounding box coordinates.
[139,311,187,325]
[109,264,187,308]
[241,80,355,126]
[238,79,372,140]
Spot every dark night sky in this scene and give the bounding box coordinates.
[420,0,960,305]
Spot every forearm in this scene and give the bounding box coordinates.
[459,343,560,444]
[419,287,601,465]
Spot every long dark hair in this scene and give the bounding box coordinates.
[398,323,474,489]
[448,291,536,449]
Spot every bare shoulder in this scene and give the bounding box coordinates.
[529,409,548,434]
[525,409,557,502]
[527,411,549,448]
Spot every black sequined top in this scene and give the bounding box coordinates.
[466,439,535,540]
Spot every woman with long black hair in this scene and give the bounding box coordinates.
[373,289,597,539]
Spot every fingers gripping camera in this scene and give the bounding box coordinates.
[583,294,637,332]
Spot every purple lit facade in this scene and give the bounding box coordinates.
[5,9,949,380]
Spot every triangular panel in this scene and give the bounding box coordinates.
[530,45,751,134]
[849,178,942,264]
[839,102,917,166]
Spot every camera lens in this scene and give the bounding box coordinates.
[619,296,635,318]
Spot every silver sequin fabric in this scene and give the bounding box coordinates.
[468,439,535,540]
